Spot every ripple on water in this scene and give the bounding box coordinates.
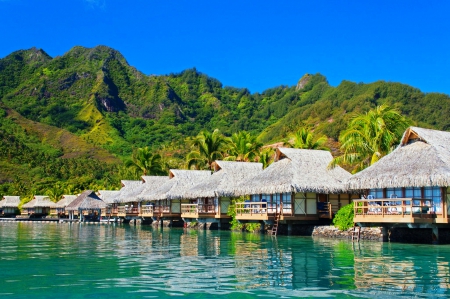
[0,223,450,298]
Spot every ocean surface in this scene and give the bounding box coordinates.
[0,222,449,298]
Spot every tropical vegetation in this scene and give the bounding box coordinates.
[1,45,450,197]
[332,105,411,173]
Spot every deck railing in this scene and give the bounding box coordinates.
[181,204,216,216]
[153,205,171,214]
[141,205,153,216]
[353,198,440,218]
[235,201,334,219]
[117,206,126,216]
[181,204,198,216]
[235,202,271,217]
[126,206,139,214]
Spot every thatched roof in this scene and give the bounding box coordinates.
[0,196,20,208]
[135,176,170,202]
[184,161,263,199]
[55,195,78,208]
[97,190,121,204]
[347,126,450,189]
[115,180,145,203]
[66,190,107,211]
[22,196,56,209]
[233,148,352,196]
[141,170,211,201]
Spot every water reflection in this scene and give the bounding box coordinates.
[0,222,450,298]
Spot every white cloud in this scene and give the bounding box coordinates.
[84,0,106,9]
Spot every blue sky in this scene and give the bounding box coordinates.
[1,0,449,94]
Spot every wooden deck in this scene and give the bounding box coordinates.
[235,201,328,221]
[140,206,153,217]
[181,204,230,219]
[354,198,449,224]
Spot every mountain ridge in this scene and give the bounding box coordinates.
[1,45,450,194]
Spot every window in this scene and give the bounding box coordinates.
[271,193,280,213]
[251,194,260,202]
[368,188,383,199]
[282,193,292,214]
[386,188,403,198]
[424,186,442,213]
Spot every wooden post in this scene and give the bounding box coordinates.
[432,226,439,244]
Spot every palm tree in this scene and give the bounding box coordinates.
[226,131,262,162]
[46,184,65,202]
[257,147,274,169]
[186,129,230,170]
[125,146,165,177]
[289,127,329,150]
[332,104,410,172]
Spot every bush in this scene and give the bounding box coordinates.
[332,203,354,231]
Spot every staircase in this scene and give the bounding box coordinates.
[271,212,280,236]
[351,225,361,242]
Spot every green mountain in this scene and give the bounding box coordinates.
[1,45,450,195]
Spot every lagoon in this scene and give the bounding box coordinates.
[0,222,449,298]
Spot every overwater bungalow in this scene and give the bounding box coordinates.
[98,190,120,219]
[21,196,56,218]
[131,176,169,220]
[51,195,77,218]
[348,127,450,241]
[181,161,263,228]
[0,196,20,217]
[66,190,107,221]
[115,180,145,219]
[232,148,357,228]
[140,170,211,226]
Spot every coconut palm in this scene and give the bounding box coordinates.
[332,104,410,172]
[46,184,65,202]
[226,131,262,162]
[289,127,329,150]
[125,146,165,177]
[186,129,230,170]
[257,147,275,169]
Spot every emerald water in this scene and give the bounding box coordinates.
[0,222,449,298]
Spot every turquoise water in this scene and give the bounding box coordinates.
[0,222,449,298]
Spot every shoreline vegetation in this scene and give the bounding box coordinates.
[2,47,450,245]
[1,45,449,199]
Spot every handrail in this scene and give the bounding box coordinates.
[353,198,439,218]
[235,202,269,216]
[141,206,153,215]
[181,204,216,214]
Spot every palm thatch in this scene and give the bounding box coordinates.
[347,126,450,189]
[22,196,56,209]
[136,176,170,202]
[233,148,352,196]
[141,170,211,201]
[55,195,78,208]
[97,190,121,204]
[184,161,263,199]
[66,190,107,211]
[114,180,144,203]
[0,196,20,208]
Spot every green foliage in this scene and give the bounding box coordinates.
[1,45,450,195]
[227,197,261,232]
[244,222,261,233]
[332,203,354,231]
[186,129,230,170]
[124,146,166,177]
[289,127,329,150]
[227,198,244,231]
[226,131,262,162]
[332,105,410,172]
